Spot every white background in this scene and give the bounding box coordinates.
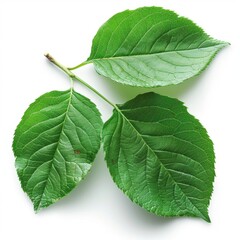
[0,0,239,239]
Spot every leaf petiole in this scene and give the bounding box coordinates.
[67,60,92,70]
[45,53,116,108]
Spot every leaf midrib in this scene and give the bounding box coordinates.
[116,107,209,221]
[35,89,73,211]
[90,43,227,62]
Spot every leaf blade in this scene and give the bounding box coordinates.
[103,92,215,221]
[13,89,103,210]
[89,7,228,87]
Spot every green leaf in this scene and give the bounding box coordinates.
[13,89,103,211]
[103,92,215,222]
[88,6,228,87]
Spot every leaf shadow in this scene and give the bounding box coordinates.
[98,72,205,104]
[115,197,181,227]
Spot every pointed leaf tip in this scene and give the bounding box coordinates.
[89,6,228,87]
[13,90,103,210]
[103,92,215,221]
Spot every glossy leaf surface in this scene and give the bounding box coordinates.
[13,90,102,210]
[103,92,215,221]
[88,7,228,87]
